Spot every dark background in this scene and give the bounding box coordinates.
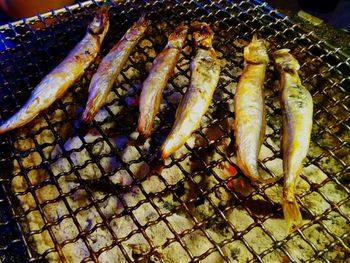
[0,1,349,31]
[0,0,349,53]
[266,0,350,53]
[266,0,350,32]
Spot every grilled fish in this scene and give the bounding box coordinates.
[274,49,313,232]
[138,24,188,138]
[0,8,110,134]
[234,35,273,184]
[82,16,149,122]
[161,22,220,159]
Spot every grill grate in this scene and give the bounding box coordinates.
[0,0,349,262]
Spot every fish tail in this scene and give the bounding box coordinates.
[0,123,11,134]
[243,34,269,64]
[82,108,93,123]
[82,96,100,122]
[160,142,172,160]
[0,115,13,134]
[244,171,281,185]
[160,150,170,160]
[0,104,37,134]
[255,175,282,184]
[237,155,281,185]
[282,191,303,232]
[160,137,176,160]
[137,114,152,139]
[160,135,183,160]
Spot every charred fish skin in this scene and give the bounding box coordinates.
[274,49,313,232]
[82,16,149,123]
[234,35,270,184]
[0,8,110,134]
[138,24,188,139]
[160,23,220,160]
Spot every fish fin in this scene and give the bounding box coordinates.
[282,194,303,233]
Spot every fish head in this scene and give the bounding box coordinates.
[168,24,189,49]
[124,15,150,41]
[244,34,269,64]
[273,49,300,72]
[191,22,214,49]
[88,6,110,36]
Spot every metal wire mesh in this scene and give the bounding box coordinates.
[0,0,349,262]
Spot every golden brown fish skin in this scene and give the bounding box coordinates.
[274,49,313,232]
[234,35,270,184]
[138,24,188,139]
[160,23,220,160]
[0,8,110,134]
[82,16,149,122]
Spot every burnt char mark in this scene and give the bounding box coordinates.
[241,198,313,220]
[80,176,126,194]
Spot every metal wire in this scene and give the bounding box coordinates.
[0,0,349,262]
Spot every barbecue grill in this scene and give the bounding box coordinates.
[0,0,349,262]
